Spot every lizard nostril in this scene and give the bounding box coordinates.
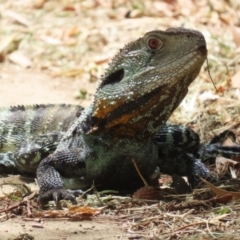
[197,45,207,56]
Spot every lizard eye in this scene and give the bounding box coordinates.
[147,37,162,50]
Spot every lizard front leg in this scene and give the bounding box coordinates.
[37,148,87,208]
[157,145,213,188]
[155,124,214,187]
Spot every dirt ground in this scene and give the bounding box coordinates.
[0,208,124,240]
[0,64,94,107]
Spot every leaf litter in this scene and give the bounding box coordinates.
[0,0,240,239]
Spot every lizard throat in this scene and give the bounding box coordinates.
[84,72,197,140]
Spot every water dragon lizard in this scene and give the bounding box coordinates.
[0,27,216,207]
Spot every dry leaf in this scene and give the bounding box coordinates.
[209,214,230,225]
[200,177,240,200]
[153,2,175,17]
[222,135,237,146]
[52,68,83,78]
[132,186,164,200]
[231,25,240,47]
[35,206,100,218]
[216,85,225,94]
[8,51,32,68]
[213,194,233,204]
[63,27,79,38]
[178,0,196,16]
[216,156,240,177]
[40,35,62,45]
[63,6,76,11]
[68,205,99,216]
[93,54,111,65]
[0,34,22,61]
[33,0,48,9]
[6,10,31,27]
[231,71,240,89]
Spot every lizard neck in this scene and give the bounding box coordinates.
[80,74,194,141]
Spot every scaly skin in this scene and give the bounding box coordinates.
[0,104,82,173]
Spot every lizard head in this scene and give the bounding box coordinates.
[87,28,207,140]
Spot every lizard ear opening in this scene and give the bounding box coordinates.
[99,69,124,88]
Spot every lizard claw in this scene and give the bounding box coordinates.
[38,189,83,209]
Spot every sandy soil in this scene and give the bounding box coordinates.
[0,212,124,240]
[0,64,95,108]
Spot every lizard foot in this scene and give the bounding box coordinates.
[190,158,215,188]
[38,189,83,209]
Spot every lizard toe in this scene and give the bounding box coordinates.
[38,189,83,209]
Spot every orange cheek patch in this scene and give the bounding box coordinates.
[105,110,140,129]
[90,86,181,139]
[88,90,176,140]
[104,96,161,138]
[100,93,160,131]
[93,98,126,119]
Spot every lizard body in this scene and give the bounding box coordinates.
[0,28,213,206]
[0,104,82,173]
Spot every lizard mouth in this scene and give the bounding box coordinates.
[197,45,207,56]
